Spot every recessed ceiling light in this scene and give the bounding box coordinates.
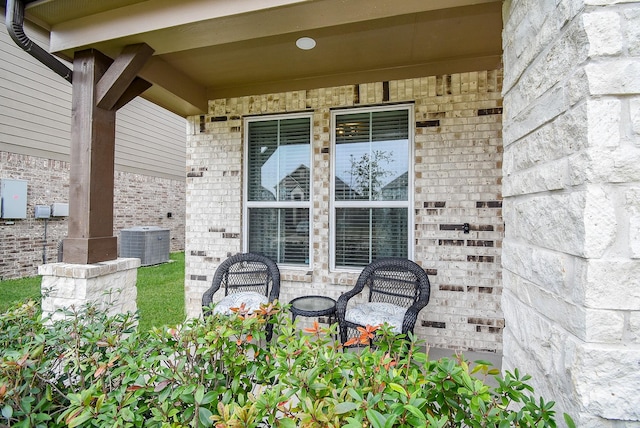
[296,37,316,50]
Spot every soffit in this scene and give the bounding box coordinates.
[22,0,148,26]
[24,0,503,117]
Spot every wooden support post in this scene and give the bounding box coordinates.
[63,45,153,264]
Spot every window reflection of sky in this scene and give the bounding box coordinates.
[261,145,310,195]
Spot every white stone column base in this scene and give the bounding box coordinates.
[38,258,141,321]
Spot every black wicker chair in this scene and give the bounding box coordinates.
[336,258,431,345]
[201,253,280,341]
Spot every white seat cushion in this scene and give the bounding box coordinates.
[213,291,268,315]
[344,302,407,333]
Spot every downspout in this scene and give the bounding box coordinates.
[5,0,72,83]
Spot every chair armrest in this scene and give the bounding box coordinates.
[201,282,221,308]
[336,286,364,322]
[401,294,430,334]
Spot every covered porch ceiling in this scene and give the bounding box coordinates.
[23,0,503,117]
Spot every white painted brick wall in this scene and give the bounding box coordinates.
[185,70,505,353]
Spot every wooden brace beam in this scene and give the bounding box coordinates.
[96,43,154,111]
[112,77,153,111]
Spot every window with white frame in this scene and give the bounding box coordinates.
[331,105,413,269]
[244,114,312,266]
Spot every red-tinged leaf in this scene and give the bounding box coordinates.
[68,409,93,428]
[17,353,29,367]
[304,320,320,334]
[344,337,359,347]
[154,379,172,392]
[94,364,107,378]
[65,408,83,425]
[126,385,144,392]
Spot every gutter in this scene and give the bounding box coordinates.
[5,0,72,83]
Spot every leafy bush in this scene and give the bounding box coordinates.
[0,300,573,427]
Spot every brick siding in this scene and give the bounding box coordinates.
[0,151,185,279]
[185,69,504,352]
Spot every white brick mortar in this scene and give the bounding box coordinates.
[502,289,640,427]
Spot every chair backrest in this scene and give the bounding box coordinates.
[202,253,280,308]
[360,258,430,308]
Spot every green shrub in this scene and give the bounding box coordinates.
[0,300,573,427]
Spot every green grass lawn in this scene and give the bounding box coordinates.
[0,276,41,313]
[0,252,186,330]
[135,252,186,331]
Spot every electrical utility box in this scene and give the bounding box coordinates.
[1,179,28,219]
[120,226,170,266]
[34,205,51,219]
[51,202,69,217]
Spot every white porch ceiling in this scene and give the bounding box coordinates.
[23,0,503,117]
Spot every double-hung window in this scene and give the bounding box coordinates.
[331,105,413,269]
[244,113,312,266]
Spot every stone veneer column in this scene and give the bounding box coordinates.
[502,0,640,426]
[38,258,140,320]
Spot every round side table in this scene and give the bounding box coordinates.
[289,295,336,324]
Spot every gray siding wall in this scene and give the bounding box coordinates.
[0,23,71,159]
[0,19,186,180]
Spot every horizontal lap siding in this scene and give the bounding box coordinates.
[116,98,186,179]
[0,24,186,181]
